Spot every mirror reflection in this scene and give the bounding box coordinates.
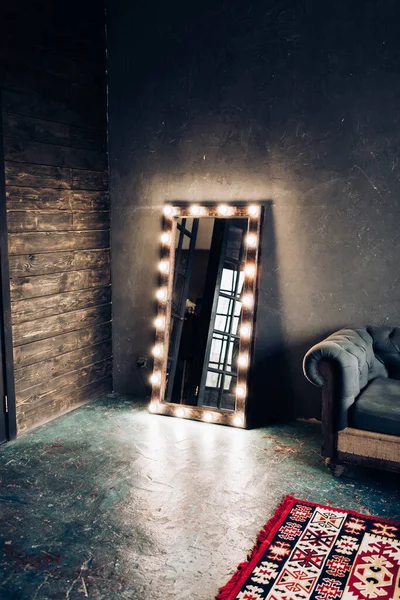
[166,217,248,411]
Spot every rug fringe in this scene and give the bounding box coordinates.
[215,494,295,600]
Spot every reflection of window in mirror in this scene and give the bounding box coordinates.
[200,220,247,411]
[166,217,248,411]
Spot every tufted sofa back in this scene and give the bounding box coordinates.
[304,327,386,394]
[303,325,400,430]
[367,325,400,379]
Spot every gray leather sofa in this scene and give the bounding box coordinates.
[303,326,400,474]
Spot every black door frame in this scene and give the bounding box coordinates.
[165,217,199,403]
[0,92,17,440]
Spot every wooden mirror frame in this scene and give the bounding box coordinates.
[148,203,263,428]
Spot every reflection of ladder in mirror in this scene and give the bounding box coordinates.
[165,217,199,403]
[198,219,247,410]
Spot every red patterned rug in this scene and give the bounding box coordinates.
[216,495,400,600]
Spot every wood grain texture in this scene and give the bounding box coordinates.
[8,211,74,232]
[11,286,111,323]
[70,126,107,151]
[5,162,108,191]
[5,162,72,188]
[1,89,105,130]
[7,211,109,232]
[72,212,109,231]
[71,169,108,191]
[16,358,112,405]
[8,249,110,277]
[10,268,111,300]
[13,303,112,346]
[6,186,109,211]
[3,138,107,170]
[16,377,112,433]
[8,230,110,254]
[3,112,70,145]
[14,339,112,391]
[0,70,106,127]
[3,113,107,151]
[13,322,112,368]
[2,0,111,434]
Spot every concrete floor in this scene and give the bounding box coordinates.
[0,395,399,600]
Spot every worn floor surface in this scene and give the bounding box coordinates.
[0,395,399,600]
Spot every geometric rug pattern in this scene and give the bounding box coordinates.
[216,495,400,600]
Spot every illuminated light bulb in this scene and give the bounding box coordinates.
[244,263,256,278]
[238,354,249,368]
[233,414,244,427]
[240,324,251,339]
[158,260,169,274]
[149,402,159,413]
[154,316,165,329]
[160,232,171,245]
[248,205,260,217]
[163,205,174,217]
[242,294,254,308]
[246,234,257,247]
[217,204,231,216]
[190,204,202,216]
[203,412,213,423]
[236,386,246,399]
[152,344,163,357]
[156,287,167,302]
[176,407,185,418]
[150,373,161,385]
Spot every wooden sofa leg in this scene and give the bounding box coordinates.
[325,457,346,477]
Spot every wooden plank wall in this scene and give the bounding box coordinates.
[0,0,112,433]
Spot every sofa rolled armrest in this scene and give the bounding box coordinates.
[303,328,378,431]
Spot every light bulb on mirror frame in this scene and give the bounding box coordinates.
[233,414,244,427]
[154,316,166,330]
[236,386,246,399]
[237,354,249,368]
[217,204,231,216]
[190,204,202,216]
[163,205,175,217]
[149,402,159,413]
[160,232,171,245]
[242,294,254,308]
[158,260,169,274]
[175,407,185,418]
[152,344,163,357]
[203,412,213,422]
[239,324,252,339]
[150,372,161,386]
[248,205,260,217]
[156,287,167,302]
[244,263,257,278]
[246,234,257,248]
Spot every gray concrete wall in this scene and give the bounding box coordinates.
[107,0,400,420]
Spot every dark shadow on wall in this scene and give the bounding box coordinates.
[250,332,340,427]
[248,201,293,426]
[248,201,340,426]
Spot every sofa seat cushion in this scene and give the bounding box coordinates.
[350,377,400,436]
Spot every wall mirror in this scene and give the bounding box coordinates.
[149,204,263,428]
